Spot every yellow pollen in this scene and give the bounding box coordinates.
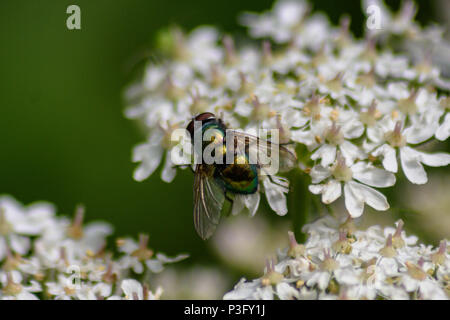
[3,281,22,296]
[116,238,126,247]
[314,135,322,144]
[64,286,77,296]
[391,110,399,119]
[321,257,339,272]
[330,109,339,122]
[406,262,427,281]
[86,249,95,258]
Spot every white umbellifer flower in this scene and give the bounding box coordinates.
[239,0,310,44]
[30,205,113,275]
[0,271,41,300]
[131,120,190,183]
[369,119,450,184]
[117,234,188,274]
[111,279,163,300]
[124,0,449,221]
[0,196,186,300]
[0,196,57,261]
[308,153,395,217]
[145,253,189,274]
[224,216,449,300]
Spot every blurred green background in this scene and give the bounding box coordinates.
[0,0,445,287]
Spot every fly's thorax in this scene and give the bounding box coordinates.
[201,122,226,148]
[199,122,227,165]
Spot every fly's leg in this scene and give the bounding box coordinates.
[222,192,234,217]
[225,192,234,204]
[267,175,289,189]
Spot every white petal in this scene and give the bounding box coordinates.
[372,144,398,173]
[223,279,258,300]
[146,259,164,273]
[400,147,427,184]
[352,162,396,187]
[84,222,113,238]
[0,238,6,261]
[132,261,144,274]
[367,126,385,144]
[342,119,365,139]
[311,144,336,167]
[93,283,112,298]
[157,253,189,263]
[435,113,450,141]
[244,193,260,217]
[231,195,245,215]
[121,279,143,300]
[161,154,176,183]
[147,129,165,146]
[276,283,300,300]
[349,181,389,211]
[282,107,308,128]
[17,292,39,300]
[9,235,30,255]
[310,165,331,184]
[309,184,324,195]
[340,141,365,165]
[317,272,331,291]
[263,178,288,216]
[344,182,364,217]
[290,129,316,147]
[321,180,342,204]
[404,123,438,144]
[416,151,450,167]
[132,145,163,181]
[258,286,274,300]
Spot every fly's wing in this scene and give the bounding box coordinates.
[228,131,297,174]
[193,164,225,240]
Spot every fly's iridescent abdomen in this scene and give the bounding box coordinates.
[215,156,259,194]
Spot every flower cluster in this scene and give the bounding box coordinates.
[224,215,449,300]
[0,196,187,300]
[125,0,450,218]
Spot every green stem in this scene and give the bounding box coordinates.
[286,168,311,243]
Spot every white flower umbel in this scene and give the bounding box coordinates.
[309,153,395,217]
[224,216,449,300]
[369,119,450,185]
[125,0,450,220]
[0,196,187,300]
